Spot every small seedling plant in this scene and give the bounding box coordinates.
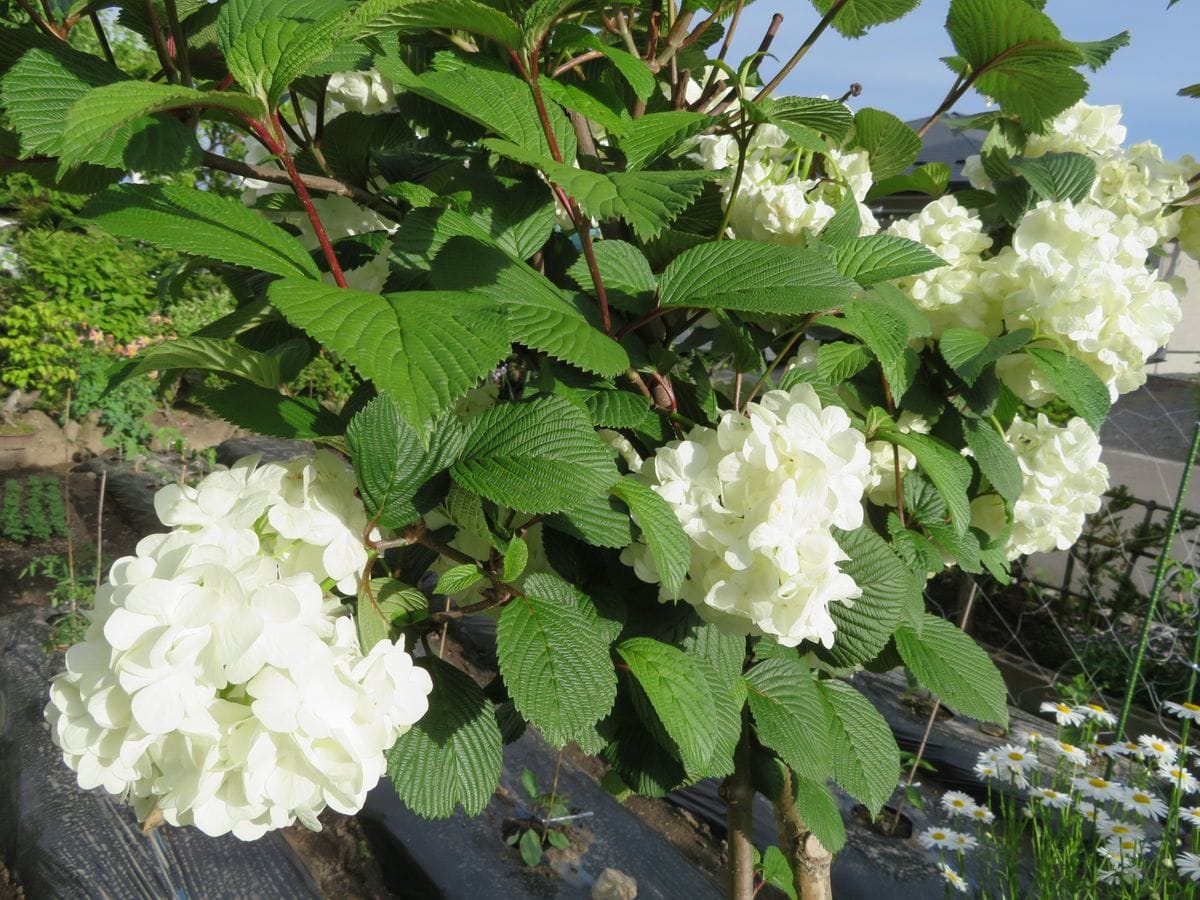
[2,475,68,544]
[506,767,573,867]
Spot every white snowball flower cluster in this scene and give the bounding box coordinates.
[622,383,872,648]
[980,199,1182,400]
[966,102,1199,243]
[886,195,998,336]
[325,69,396,114]
[45,453,434,840]
[1002,415,1108,558]
[694,125,879,242]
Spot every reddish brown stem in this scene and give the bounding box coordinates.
[255,114,347,287]
[755,0,851,101]
[553,50,604,78]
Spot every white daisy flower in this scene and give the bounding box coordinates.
[1093,741,1123,759]
[1049,740,1089,766]
[966,804,995,825]
[1075,703,1118,725]
[1073,775,1123,801]
[938,862,969,894]
[918,827,958,849]
[1158,763,1199,795]
[1116,740,1144,758]
[1179,806,1200,827]
[1163,701,1200,723]
[1177,851,1200,881]
[1105,836,1148,859]
[973,761,998,780]
[997,743,1037,771]
[1040,701,1085,726]
[1099,819,1145,841]
[1076,801,1104,825]
[1031,787,1072,809]
[1122,788,1168,820]
[1139,734,1177,765]
[940,790,975,818]
[947,832,978,851]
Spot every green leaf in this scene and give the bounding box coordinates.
[938,328,1033,386]
[546,492,634,548]
[540,77,631,137]
[437,563,485,595]
[816,342,872,384]
[895,614,1009,725]
[816,680,899,815]
[1024,347,1110,430]
[584,388,654,429]
[58,82,262,170]
[483,140,711,241]
[867,163,952,200]
[518,827,542,866]
[962,417,1023,504]
[216,0,346,52]
[357,0,521,48]
[881,429,973,534]
[377,51,574,159]
[346,396,465,529]
[267,280,510,429]
[611,477,689,599]
[1011,152,1095,203]
[497,575,617,748]
[1180,83,1200,100]
[451,395,619,514]
[227,14,348,108]
[826,295,923,400]
[367,578,429,627]
[590,43,655,100]
[850,108,922,180]
[617,111,713,171]
[192,382,342,439]
[831,234,945,286]
[122,336,281,388]
[502,537,529,581]
[810,0,921,38]
[522,0,588,51]
[745,657,834,783]
[1070,31,1130,71]
[567,240,656,310]
[759,97,853,142]
[429,237,630,378]
[822,526,922,665]
[945,0,1087,130]
[658,241,858,314]
[791,776,847,853]
[357,584,390,651]
[617,637,717,776]
[387,657,502,818]
[761,846,798,899]
[76,184,321,280]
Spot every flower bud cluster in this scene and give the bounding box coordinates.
[45,453,433,840]
[622,384,872,648]
[694,125,879,242]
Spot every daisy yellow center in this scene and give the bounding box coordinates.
[1185,703,1200,712]
[1061,743,1077,752]
[1152,742,1167,752]
[1008,751,1025,761]
[1088,704,1105,712]
[1112,825,1130,835]
[1056,704,1070,713]
[1132,793,1151,804]
[932,832,946,840]
[1119,840,1137,850]
[950,799,966,807]
[1089,778,1108,788]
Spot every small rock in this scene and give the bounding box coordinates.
[61,420,80,442]
[592,868,638,900]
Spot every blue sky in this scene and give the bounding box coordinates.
[727,1,1199,160]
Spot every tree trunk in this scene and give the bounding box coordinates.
[724,721,756,899]
[773,768,833,900]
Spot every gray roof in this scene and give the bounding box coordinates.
[905,112,988,182]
